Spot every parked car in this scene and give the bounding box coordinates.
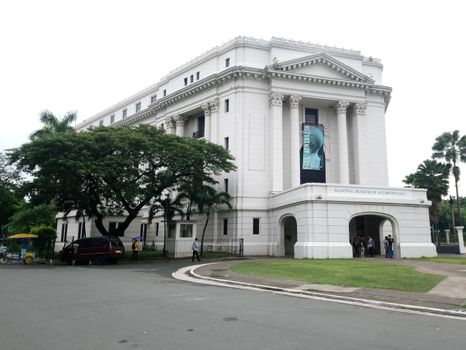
[61,236,125,265]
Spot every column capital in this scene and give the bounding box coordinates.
[174,114,187,127]
[209,98,219,113]
[354,102,367,116]
[336,101,350,114]
[166,117,175,128]
[270,93,284,107]
[201,103,211,117]
[289,95,302,109]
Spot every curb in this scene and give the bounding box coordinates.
[176,263,466,320]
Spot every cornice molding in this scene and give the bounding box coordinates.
[77,38,380,130]
[100,65,392,128]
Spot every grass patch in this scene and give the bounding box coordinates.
[415,257,466,265]
[230,259,445,293]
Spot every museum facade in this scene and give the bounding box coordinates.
[56,37,436,258]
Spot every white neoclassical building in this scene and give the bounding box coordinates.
[57,37,436,258]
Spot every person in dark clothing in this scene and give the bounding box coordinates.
[191,237,200,262]
[367,236,375,257]
[352,236,360,257]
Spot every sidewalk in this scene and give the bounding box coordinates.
[189,257,466,316]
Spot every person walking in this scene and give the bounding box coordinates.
[131,239,140,262]
[192,237,200,262]
[367,236,375,257]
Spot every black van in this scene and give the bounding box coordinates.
[61,236,125,265]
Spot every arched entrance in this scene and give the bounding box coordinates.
[349,214,397,258]
[281,216,297,257]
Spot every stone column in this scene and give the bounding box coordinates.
[201,103,211,140]
[336,101,350,184]
[175,115,187,137]
[289,95,302,188]
[444,229,450,244]
[352,102,367,184]
[270,93,284,193]
[209,99,219,144]
[456,226,465,254]
[166,117,176,135]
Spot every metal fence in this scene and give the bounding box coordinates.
[158,238,243,258]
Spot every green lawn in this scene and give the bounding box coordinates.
[230,259,445,293]
[415,257,466,265]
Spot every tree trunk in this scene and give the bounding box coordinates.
[454,175,462,226]
[200,214,210,257]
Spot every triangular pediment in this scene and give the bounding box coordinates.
[270,52,374,83]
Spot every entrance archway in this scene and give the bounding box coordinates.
[349,214,397,257]
[281,216,297,257]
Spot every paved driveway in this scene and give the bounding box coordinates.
[0,262,464,350]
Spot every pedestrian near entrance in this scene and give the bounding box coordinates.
[359,241,365,258]
[387,235,394,258]
[367,236,375,257]
[132,239,139,262]
[352,236,360,257]
[192,238,200,262]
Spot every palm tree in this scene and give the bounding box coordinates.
[193,185,232,256]
[30,110,77,139]
[148,192,185,256]
[432,130,466,225]
[404,160,450,229]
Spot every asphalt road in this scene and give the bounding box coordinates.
[0,261,464,350]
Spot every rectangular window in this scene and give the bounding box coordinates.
[61,223,68,242]
[224,137,229,150]
[193,115,205,138]
[151,95,157,104]
[122,109,127,118]
[110,114,115,124]
[135,102,141,113]
[184,77,188,86]
[224,178,229,193]
[180,224,193,238]
[99,120,103,127]
[304,108,318,125]
[253,218,260,235]
[163,89,167,97]
[223,219,228,235]
[196,72,200,80]
[225,57,230,67]
[160,123,164,130]
[140,223,147,243]
[78,222,82,239]
[190,75,194,83]
[225,99,230,113]
[168,224,176,238]
[109,222,124,236]
[155,222,159,237]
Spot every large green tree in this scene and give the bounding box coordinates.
[0,152,22,235]
[30,110,77,139]
[432,130,466,225]
[10,125,235,236]
[7,202,57,234]
[404,159,450,227]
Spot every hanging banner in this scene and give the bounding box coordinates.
[302,125,324,170]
